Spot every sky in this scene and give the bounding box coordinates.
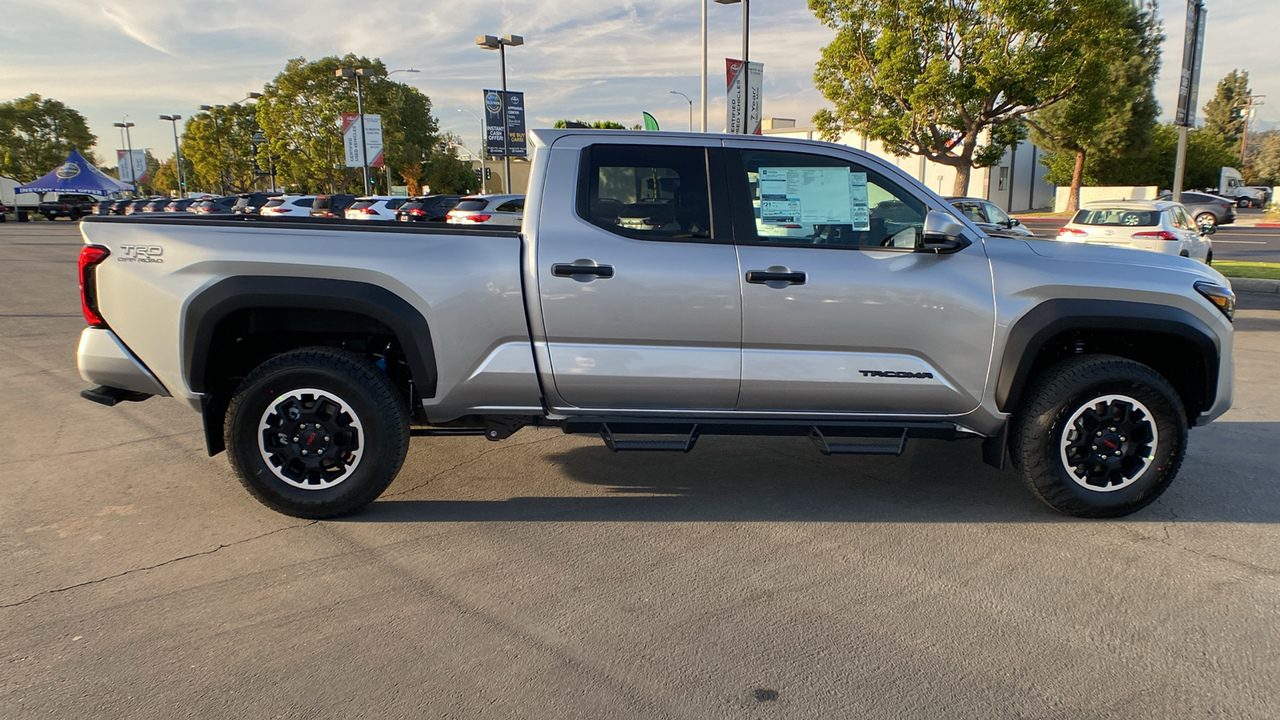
[0,0,1275,168]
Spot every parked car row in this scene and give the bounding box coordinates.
[34,191,521,228]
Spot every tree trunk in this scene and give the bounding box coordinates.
[951,164,971,197]
[1068,149,1086,213]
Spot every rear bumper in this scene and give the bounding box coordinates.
[77,328,170,397]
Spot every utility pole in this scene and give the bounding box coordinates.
[1239,94,1266,164]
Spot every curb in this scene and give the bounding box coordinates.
[1257,223,1280,228]
[1229,277,1280,294]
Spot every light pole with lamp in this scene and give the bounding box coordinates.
[476,33,523,194]
[199,93,261,195]
[336,68,372,195]
[668,90,693,131]
[113,118,136,193]
[701,0,708,132]
[457,108,489,193]
[714,0,750,133]
[198,104,227,194]
[158,114,185,196]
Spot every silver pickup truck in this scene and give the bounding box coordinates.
[76,129,1236,519]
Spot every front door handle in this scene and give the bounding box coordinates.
[745,269,806,285]
[552,262,615,279]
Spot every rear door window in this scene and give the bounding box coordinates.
[577,144,712,240]
[495,200,524,212]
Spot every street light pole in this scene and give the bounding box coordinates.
[458,108,489,193]
[715,0,750,133]
[113,119,136,193]
[669,91,693,131]
[477,34,523,194]
[701,0,708,132]
[336,68,372,195]
[159,114,184,196]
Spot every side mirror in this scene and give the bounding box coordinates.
[1009,217,1021,228]
[920,210,969,253]
[1199,221,1216,236]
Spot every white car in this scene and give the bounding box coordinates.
[1055,200,1214,264]
[345,196,409,221]
[259,195,316,218]
[445,194,524,227]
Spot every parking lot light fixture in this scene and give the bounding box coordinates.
[669,90,693,131]
[715,0,750,133]
[112,119,136,192]
[159,115,185,196]
[458,108,489,193]
[335,68,372,195]
[476,34,523,193]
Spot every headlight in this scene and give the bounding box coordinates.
[1194,281,1235,322]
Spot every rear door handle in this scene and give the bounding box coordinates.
[745,269,806,285]
[552,262,614,279]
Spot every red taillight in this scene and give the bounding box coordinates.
[1131,230,1180,241]
[79,245,110,328]
[62,203,70,211]
[409,208,426,216]
[356,207,376,214]
[1057,227,1087,237]
[465,214,491,222]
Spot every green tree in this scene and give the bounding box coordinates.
[1202,70,1250,148]
[181,104,259,195]
[255,55,440,194]
[150,155,195,196]
[1028,1,1161,211]
[421,148,479,195]
[1039,122,1238,190]
[809,0,1137,196]
[1250,130,1280,186]
[553,119,628,129]
[0,94,97,181]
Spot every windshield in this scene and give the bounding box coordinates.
[1072,208,1159,227]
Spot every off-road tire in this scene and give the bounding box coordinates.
[224,347,409,518]
[1009,354,1187,518]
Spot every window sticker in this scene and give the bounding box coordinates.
[758,166,870,230]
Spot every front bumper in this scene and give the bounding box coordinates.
[77,328,169,397]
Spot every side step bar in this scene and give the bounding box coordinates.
[809,427,907,456]
[565,419,957,456]
[80,385,152,407]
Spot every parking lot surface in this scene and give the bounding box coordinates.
[3,221,1279,718]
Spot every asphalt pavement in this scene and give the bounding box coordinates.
[3,221,1279,719]
[1019,208,1280,263]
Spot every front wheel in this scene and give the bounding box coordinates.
[224,347,410,518]
[1009,355,1187,518]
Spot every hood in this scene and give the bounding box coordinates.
[1023,237,1226,284]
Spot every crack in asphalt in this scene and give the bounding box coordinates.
[0,521,319,609]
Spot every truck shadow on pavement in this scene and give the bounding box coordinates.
[357,422,1279,523]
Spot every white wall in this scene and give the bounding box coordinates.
[1053,186,1159,213]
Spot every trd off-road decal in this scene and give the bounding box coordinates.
[118,245,164,263]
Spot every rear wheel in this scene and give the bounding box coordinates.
[1194,212,1217,229]
[224,347,410,518]
[1010,355,1187,518]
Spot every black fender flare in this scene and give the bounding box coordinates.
[183,276,438,397]
[996,298,1220,414]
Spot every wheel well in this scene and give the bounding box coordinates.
[199,307,420,456]
[1019,329,1207,421]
